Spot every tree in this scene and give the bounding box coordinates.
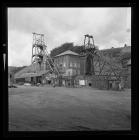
[50,42,74,57]
[94,51,123,80]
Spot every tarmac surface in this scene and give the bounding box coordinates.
[9,85,131,131]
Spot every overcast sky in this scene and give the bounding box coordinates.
[8,8,131,66]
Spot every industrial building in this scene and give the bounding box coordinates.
[12,33,131,90]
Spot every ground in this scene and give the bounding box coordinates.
[9,86,131,131]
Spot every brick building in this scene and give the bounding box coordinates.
[54,50,85,76]
[53,50,85,86]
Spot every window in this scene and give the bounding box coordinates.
[70,62,72,67]
[74,63,77,68]
[63,62,66,67]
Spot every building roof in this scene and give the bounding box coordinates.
[15,67,49,79]
[15,70,49,79]
[54,50,79,57]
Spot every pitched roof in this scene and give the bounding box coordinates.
[15,70,49,79]
[14,63,49,79]
[14,65,35,78]
[54,50,79,57]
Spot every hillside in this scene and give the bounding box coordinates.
[50,43,131,77]
[50,42,131,60]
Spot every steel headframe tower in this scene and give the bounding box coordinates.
[31,32,46,71]
[83,34,97,75]
[83,34,123,80]
[31,32,60,77]
[83,34,97,55]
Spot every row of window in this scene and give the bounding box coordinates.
[67,70,80,76]
[69,62,80,68]
[56,62,80,68]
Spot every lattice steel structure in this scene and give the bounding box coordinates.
[83,34,97,75]
[31,32,60,76]
[82,34,123,79]
[31,33,45,67]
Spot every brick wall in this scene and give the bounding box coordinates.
[54,55,84,76]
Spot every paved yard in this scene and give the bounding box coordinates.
[8,86,131,131]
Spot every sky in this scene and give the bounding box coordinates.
[8,8,131,66]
